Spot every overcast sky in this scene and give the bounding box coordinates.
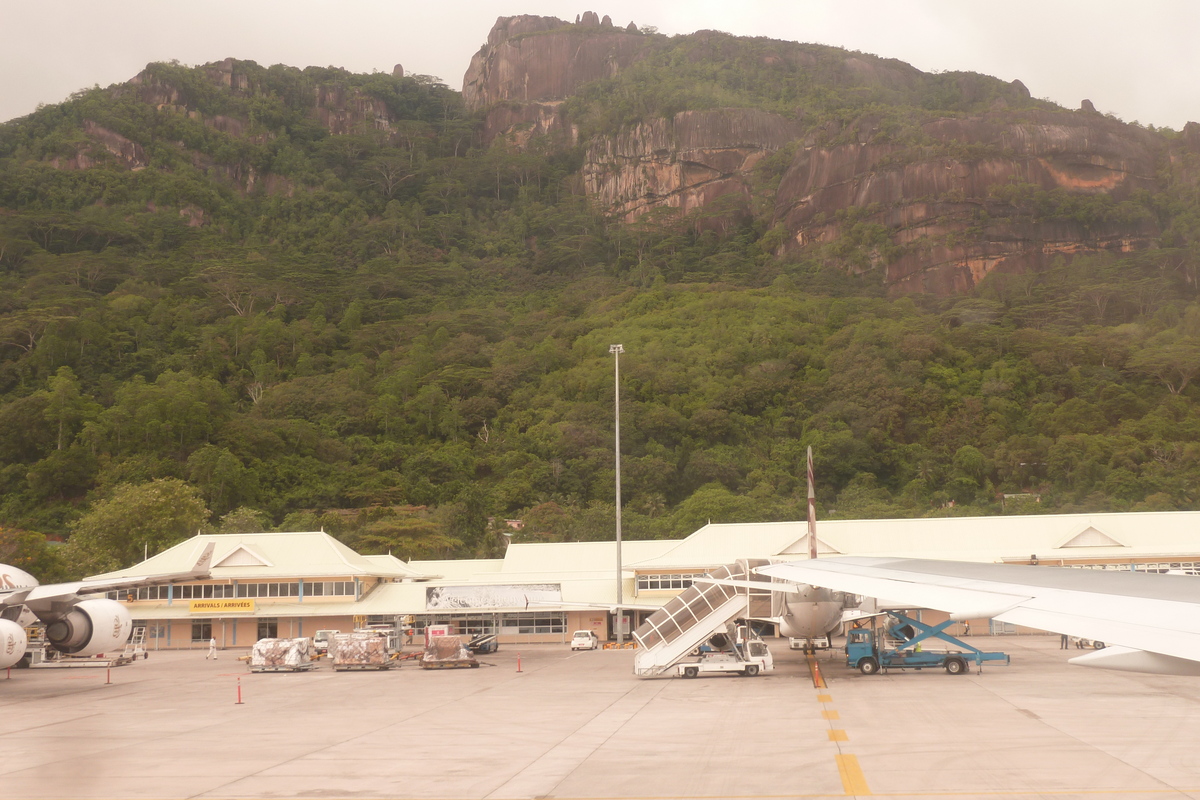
[3,1,1196,129]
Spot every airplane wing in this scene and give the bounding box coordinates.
[11,541,216,612]
[0,541,216,664]
[757,556,1200,676]
[692,577,775,592]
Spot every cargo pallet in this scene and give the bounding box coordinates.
[333,662,394,671]
[250,662,318,673]
[419,659,479,669]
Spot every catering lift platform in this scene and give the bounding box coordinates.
[846,612,1009,676]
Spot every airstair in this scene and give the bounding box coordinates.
[119,626,147,663]
[632,560,771,677]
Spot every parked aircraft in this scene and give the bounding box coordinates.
[697,447,856,644]
[694,569,858,642]
[757,555,1200,676]
[0,541,214,669]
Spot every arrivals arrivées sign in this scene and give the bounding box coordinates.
[188,599,255,613]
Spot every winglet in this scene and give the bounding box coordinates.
[1070,646,1200,676]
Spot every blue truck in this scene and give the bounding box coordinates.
[846,612,1009,675]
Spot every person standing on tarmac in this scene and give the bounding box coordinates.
[1060,633,1070,649]
[206,637,217,659]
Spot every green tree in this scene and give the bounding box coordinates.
[211,506,272,534]
[60,479,210,576]
[1128,340,1200,395]
[0,526,64,581]
[43,366,99,451]
[186,445,258,516]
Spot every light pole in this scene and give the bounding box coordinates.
[610,343,624,644]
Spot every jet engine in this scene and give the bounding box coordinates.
[0,618,28,668]
[44,599,131,656]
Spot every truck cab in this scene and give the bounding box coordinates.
[846,627,885,674]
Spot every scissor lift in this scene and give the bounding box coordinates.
[846,612,1009,675]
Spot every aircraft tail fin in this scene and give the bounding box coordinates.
[181,541,215,579]
[807,446,817,560]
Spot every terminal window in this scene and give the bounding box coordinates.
[115,581,356,601]
[304,581,356,597]
[130,586,170,601]
[112,585,235,601]
[236,582,333,598]
[191,620,212,641]
[176,584,235,599]
[501,612,565,635]
[637,573,706,591]
[411,615,499,637]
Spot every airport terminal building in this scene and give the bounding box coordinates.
[93,510,1200,650]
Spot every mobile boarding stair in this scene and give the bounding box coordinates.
[118,626,147,663]
[632,560,771,677]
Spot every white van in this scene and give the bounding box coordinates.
[312,629,339,654]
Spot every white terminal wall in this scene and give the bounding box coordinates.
[84,512,1200,648]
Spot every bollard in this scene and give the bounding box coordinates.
[236,677,244,705]
[106,667,111,685]
[516,653,522,673]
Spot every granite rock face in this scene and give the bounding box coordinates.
[583,109,802,222]
[462,13,651,145]
[465,13,1176,293]
[462,14,642,110]
[51,121,148,170]
[773,110,1166,293]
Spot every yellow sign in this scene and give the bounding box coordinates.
[189,599,255,614]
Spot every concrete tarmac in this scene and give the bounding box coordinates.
[2,636,1199,799]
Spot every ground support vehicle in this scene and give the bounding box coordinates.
[677,635,773,678]
[312,629,339,655]
[332,631,393,671]
[789,636,830,651]
[420,634,479,669]
[846,612,1009,675]
[250,638,318,672]
[570,630,599,650]
[468,633,499,655]
[24,626,146,668]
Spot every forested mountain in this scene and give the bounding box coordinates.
[2,14,1200,579]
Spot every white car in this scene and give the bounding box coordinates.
[570,630,600,650]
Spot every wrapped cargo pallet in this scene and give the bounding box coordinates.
[420,635,479,669]
[250,638,316,672]
[332,632,392,670]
